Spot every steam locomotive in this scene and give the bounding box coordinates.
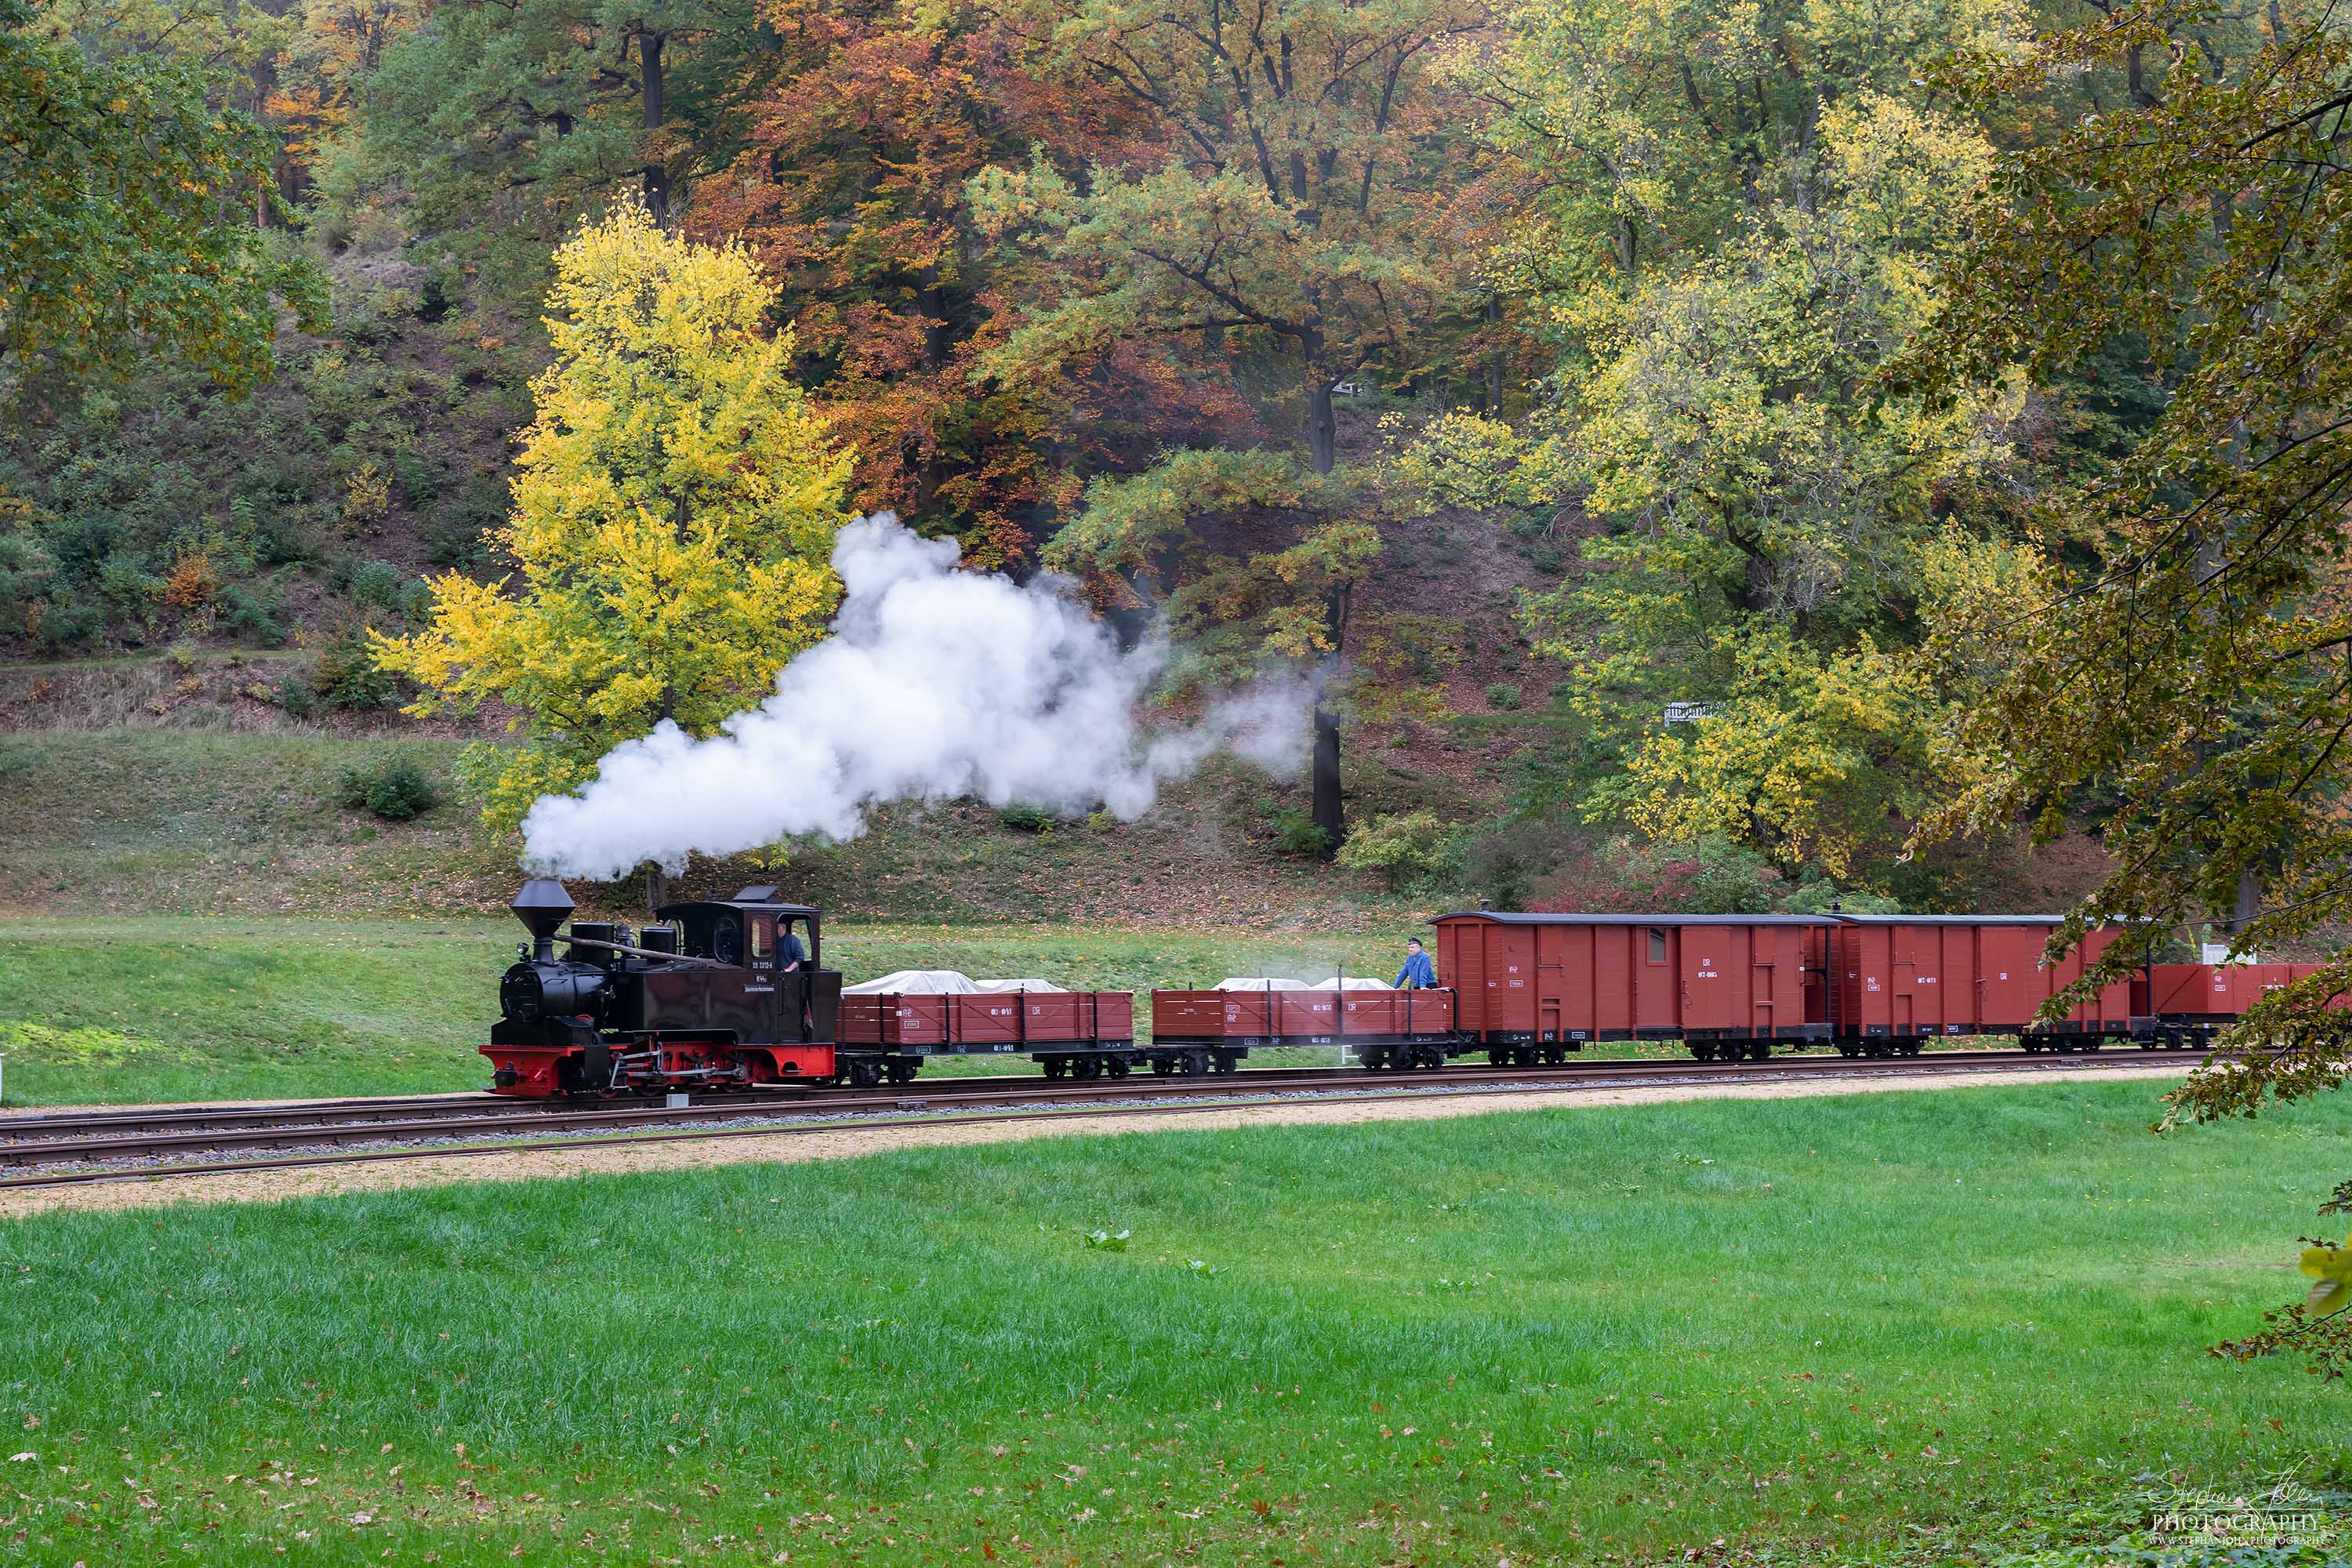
[487,879,844,1094]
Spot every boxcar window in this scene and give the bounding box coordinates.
[713,914,742,965]
[750,917,772,962]
[1647,927,1668,964]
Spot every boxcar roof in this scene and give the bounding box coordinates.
[1828,913,2065,925]
[1429,912,1838,926]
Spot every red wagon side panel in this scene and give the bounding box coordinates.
[1431,913,1835,1044]
[844,991,1133,1048]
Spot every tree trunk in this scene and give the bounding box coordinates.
[1306,377,1337,477]
[1304,355,1341,854]
[640,31,669,225]
[1311,699,1343,857]
[644,862,668,916]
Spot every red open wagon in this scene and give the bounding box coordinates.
[1149,983,1458,1072]
[838,973,1134,1084]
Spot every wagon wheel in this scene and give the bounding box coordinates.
[1072,1054,1102,1080]
[1107,1056,1131,1079]
[1151,1057,1176,1076]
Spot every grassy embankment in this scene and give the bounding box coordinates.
[0,916,1449,1104]
[0,725,1470,927]
[0,1081,2342,1565]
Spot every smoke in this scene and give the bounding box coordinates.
[519,514,1316,878]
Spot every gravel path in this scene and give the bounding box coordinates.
[0,1061,2191,1219]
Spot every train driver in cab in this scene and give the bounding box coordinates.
[778,923,807,974]
[1394,937,1436,990]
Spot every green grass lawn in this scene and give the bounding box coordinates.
[0,916,1452,1104]
[0,1082,2343,1565]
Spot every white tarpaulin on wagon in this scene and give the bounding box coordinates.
[842,970,1066,995]
[1213,976,1394,991]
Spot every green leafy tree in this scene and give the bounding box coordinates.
[1911,0,2352,1371]
[975,0,1489,848]
[0,0,322,402]
[360,0,752,226]
[1410,0,2033,884]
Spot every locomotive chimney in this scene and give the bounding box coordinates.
[511,878,575,962]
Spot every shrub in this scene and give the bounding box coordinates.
[996,803,1054,833]
[30,595,103,652]
[1485,681,1522,711]
[1459,818,1579,911]
[336,755,442,821]
[391,448,442,509]
[419,265,462,322]
[1269,807,1331,858]
[218,583,286,645]
[1336,811,1450,889]
[163,640,201,673]
[162,550,220,609]
[343,463,392,525]
[96,551,163,611]
[311,628,401,710]
[277,673,318,717]
[346,558,406,611]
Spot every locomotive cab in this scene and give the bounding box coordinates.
[485,879,841,1098]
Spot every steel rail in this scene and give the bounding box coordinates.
[0,1051,2198,1188]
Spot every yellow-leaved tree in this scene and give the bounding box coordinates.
[375,204,851,849]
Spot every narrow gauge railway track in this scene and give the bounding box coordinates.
[0,1036,2209,1145]
[0,1048,2198,1190]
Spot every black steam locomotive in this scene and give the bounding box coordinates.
[485,879,846,1095]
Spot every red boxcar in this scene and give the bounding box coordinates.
[1429,913,1835,1059]
[2146,962,2328,1020]
[1825,916,2133,1044]
[1149,986,1458,1071]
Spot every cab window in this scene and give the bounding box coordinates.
[713,914,742,965]
[750,916,773,964]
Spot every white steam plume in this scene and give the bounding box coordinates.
[520,514,1315,878]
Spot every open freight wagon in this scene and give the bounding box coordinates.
[1150,982,1461,1071]
[837,972,1136,1083]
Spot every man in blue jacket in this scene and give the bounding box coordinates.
[1393,937,1437,989]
